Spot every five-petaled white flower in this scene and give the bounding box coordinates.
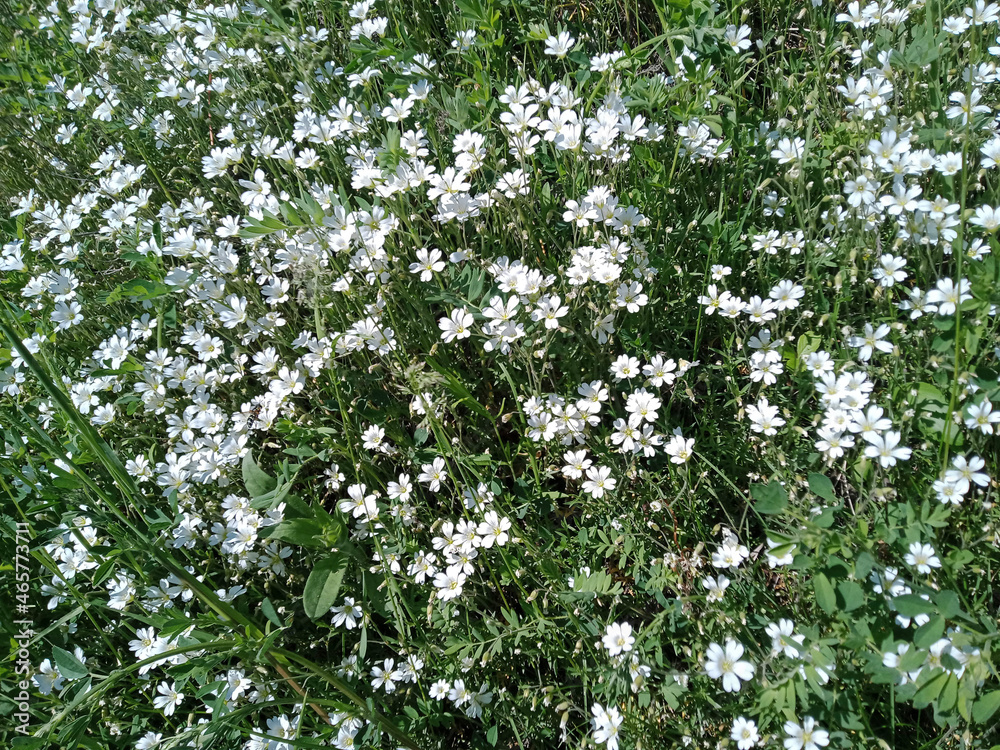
[704,638,755,693]
[602,621,635,657]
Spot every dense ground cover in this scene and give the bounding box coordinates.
[1,0,1000,747]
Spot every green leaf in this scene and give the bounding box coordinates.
[263,517,327,547]
[814,572,836,614]
[486,725,499,747]
[913,382,956,443]
[808,473,837,503]
[938,674,958,713]
[796,332,822,363]
[972,690,1000,723]
[751,481,787,514]
[936,590,961,619]
[837,580,865,612]
[948,549,974,569]
[238,212,290,239]
[303,553,347,620]
[913,672,949,709]
[426,357,493,421]
[242,450,277,498]
[296,192,325,223]
[913,616,944,648]
[812,506,836,529]
[900,646,927,672]
[196,679,229,699]
[262,598,282,627]
[893,594,936,617]
[854,551,875,580]
[12,738,47,749]
[59,715,90,744]
[52,646,88,680]
[105,278,171,304]
[279,201,303,226]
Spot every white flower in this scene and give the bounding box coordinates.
[771,136,805,164]
[862,430,911,467]
[746,397,786,435]
[543,31,575,58]
[418,457,448,492]
[724,24,753,53]
[712,540,749,569]
[926,277,972,316]
[32,659,64,695]
[965,399,999,434]
[610,354,641,380]
[768,280,804,310]
[562,449,593,479]
[783,717,829,750]
[766,537,795,567]
[847,322,892,361]
[152,681,184,716]
[872,254,907,287]
[338,483,379,521]
[476,511,511,548]
[591,703,624,750]
[331,597,363,629]
[765,618,805,658]
[433,564,467,600]
[410,247,445,281]
[439,307,474,343]
[237,169,271,207]
[731,717,760,750]
[704,639,754,692]
[933,479,965,505]
[429,679,450,699]
[664,434,694,464]
[465,684,493,718]
[904,542,941,574]
[946,455,989,489]
[701,574,730,602]
[582,465,616,498]
[602,621,635,657]
[371,658,401,693]
[970,205,1000,232]
[51,300,84,330]
[135,732,164,750]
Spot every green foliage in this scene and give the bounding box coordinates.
[0,0,999,748]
